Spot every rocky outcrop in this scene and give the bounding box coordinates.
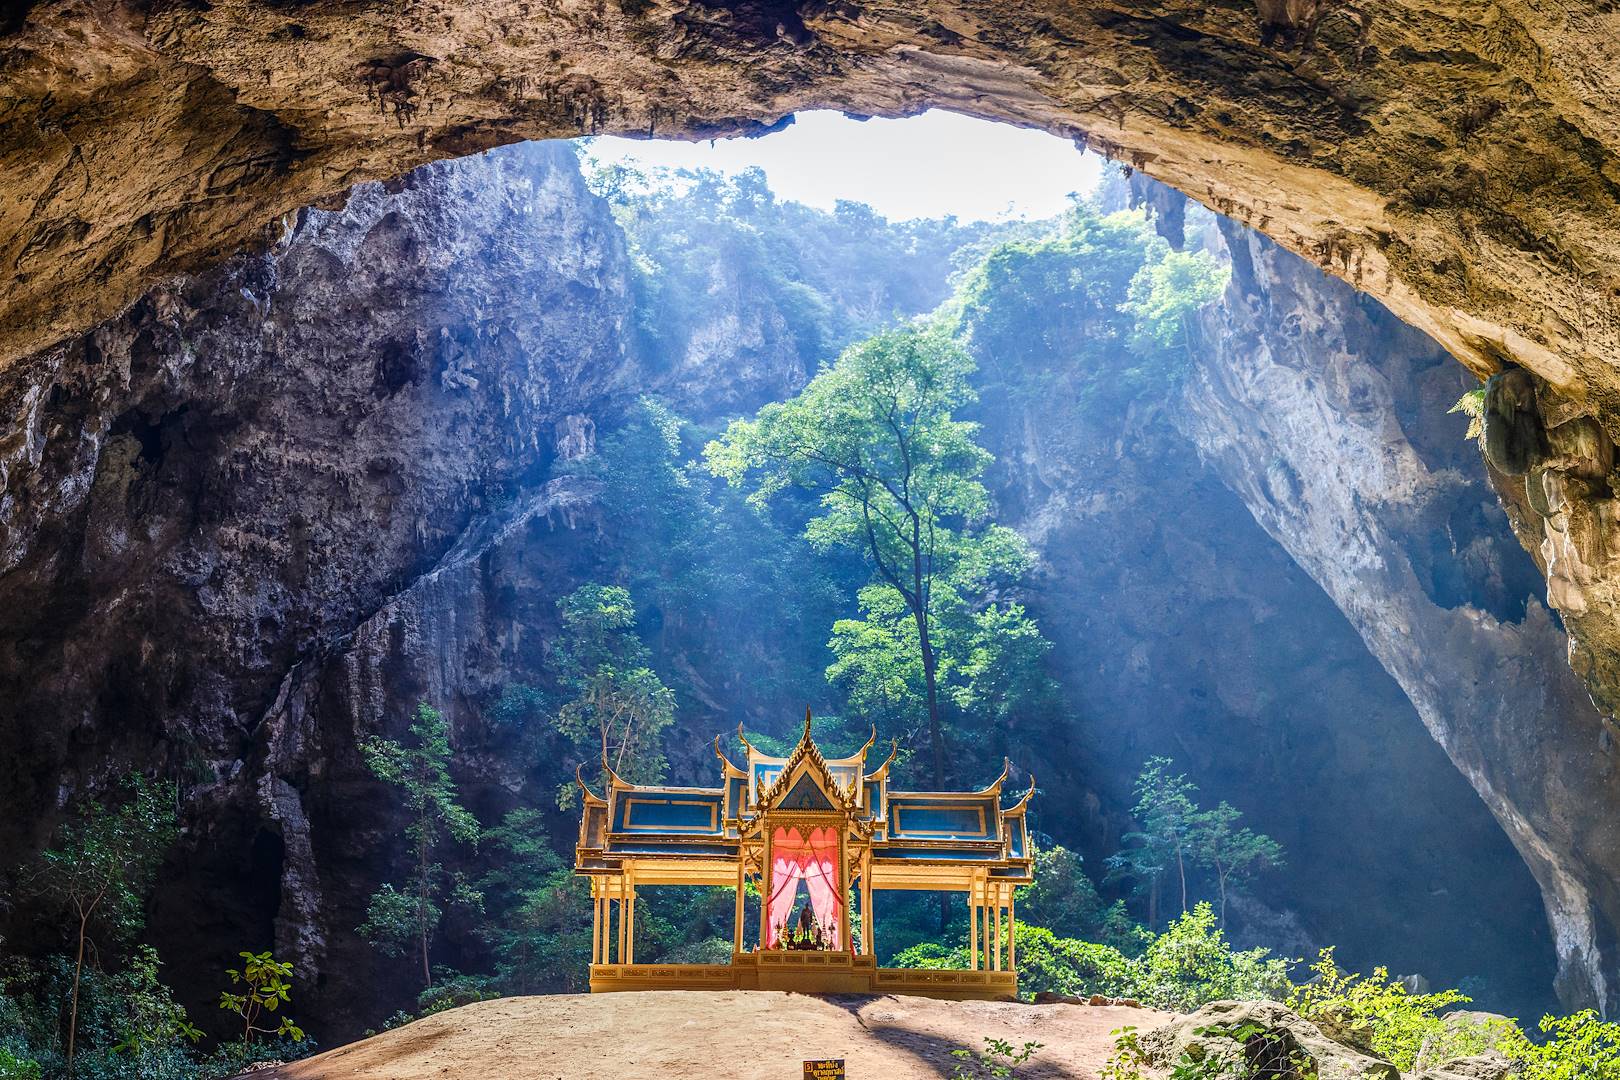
[0,140,636,1026]
[1177,219,1620,1012]
[961,215,1559,1015]
[1144,1000,1400,1079]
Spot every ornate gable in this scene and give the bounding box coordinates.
[758,710,859,813]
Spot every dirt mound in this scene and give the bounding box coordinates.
[259,991,1169,1079]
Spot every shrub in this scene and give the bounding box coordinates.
[1014,926,1137,1000]
[950,1037,1042,1079]
[1135,904,1292,1011]
[0,1049,40,1080]
[218,951,304,1046]
[1289,948,1471,1069]
[1499,1010,1620,1080]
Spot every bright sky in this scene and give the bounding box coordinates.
[584,110,1104,223]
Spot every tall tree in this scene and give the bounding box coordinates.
[1107,758,1201,930]
[706,327,1011,786]
[25,775,177,1077]
[1194,801,1284,928]
[358,702,481,988]
[551,583,676,801]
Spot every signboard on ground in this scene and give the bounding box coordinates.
[803,1060,845,1080]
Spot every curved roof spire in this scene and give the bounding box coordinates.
[865,738,899,780]
[575,763,605,804]
[713,733,744,774]
[1005,774,1038,813]
[972,757,1012,797]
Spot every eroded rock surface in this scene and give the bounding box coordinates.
[1179,219,1620,1011]
[0,140,636,1020]
[0,139,1606,1036]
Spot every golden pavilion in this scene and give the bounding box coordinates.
[573,711,1035,999]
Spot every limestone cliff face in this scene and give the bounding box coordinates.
[0,136,1608,1036]
[959,223,1559,1016]
[0,141,636,1027]
[9,0,1620,751]
[1177,221,1620,1013]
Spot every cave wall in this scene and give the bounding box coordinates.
[8,0,1620,747]
[0,137,1603,1035]
[962,268,1560,1017]
[0,140,638,1029]
[1177,219,1620,1013]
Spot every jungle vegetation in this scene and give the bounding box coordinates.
[2,161,1610,1079]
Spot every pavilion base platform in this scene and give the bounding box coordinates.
[589,954,1017,1000]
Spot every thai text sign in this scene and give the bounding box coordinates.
[803,1060,845,1080]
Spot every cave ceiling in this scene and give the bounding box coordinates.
[7,0,1620,707]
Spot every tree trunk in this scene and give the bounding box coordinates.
[1148,874,1159,931]
[1218,872,1228,928]
[420,880,432,988]
[916,616,946,788]
[66,911,87,1078]
[1176,844,1188,916]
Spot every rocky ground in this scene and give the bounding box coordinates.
[253,991,1513,1080]
[259,991,1167,1080]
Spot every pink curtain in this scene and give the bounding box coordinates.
[803,827,842,946]
[767,827,805,947]
[767,826,845,948]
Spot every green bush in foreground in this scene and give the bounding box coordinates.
[1289,948,1488,1070]
[1499,1011,1620,1080]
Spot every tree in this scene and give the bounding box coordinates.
[359,702,481,988]
[1121,248,1228,362]
[551,584,675,801]
[25,775,176,1077]
[217,951,304,1048]
[706,327,1006,786]
[475,809,589,994]
[1193,801,1284,928]
[1107,758,1200,929]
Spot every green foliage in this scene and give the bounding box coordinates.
[360,702,481,987]
[1122,249,1228,360]
[415,973,500,1017]
[1108,758,1200,928]
[475,808,593,994]
[110,947,201,1060]
[0,1049,40,1080]
[1107,759,1282,932]
[24,774,178,1076]
[708,326,1055,784]
[1499,1010,1620,1079]
[1101,1027,1152,1080]
[584,160,999,370]
[218,951,304,1046]
[1011,926,1137,1000]
[949,203,1220,420]
[1017,843,1142,953]
[551,583,675,803]
[570,396,853,730]
[950,1037,1042,1079]
[1449,386,1487,442]
[1194,802,1285,928]
[1289,948,1473,1069]
[30,776,178,951]
[356,885,429,959]
[1136,905,1294,1012]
